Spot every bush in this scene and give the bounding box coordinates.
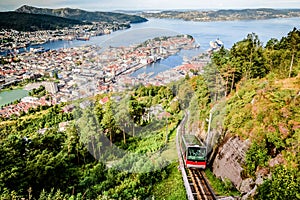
[256,165,299,200]
[245,141,270,177]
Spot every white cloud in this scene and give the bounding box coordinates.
[65,0,300,10]
[0,0,66,11]
[0,0,300,11]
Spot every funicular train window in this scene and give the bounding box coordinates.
[187,147,206,161]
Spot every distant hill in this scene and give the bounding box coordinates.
[140,8,300,21]
[0,12,88,31]
[16,5,148,23]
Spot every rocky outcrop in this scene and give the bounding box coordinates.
[211,136,281,199]
[212,136,251,192]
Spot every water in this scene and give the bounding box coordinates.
[61,17,300,49]
[131,54,183,77]
[130,48,203,77]
[130,18,300,50]
[1,17,299,105]
[126,17,300,77]
[0,89,28,107]
[18,18,300,77]
[7,17,299,52]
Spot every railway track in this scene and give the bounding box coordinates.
[187,168,217,200]
[176,111,217,200]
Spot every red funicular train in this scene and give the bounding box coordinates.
[181,134,207,169]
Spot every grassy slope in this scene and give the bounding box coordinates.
[223,74,300,197]
[225,74,300,142]
[205,169,240,197]
[151,128,186,199]
[151,162,187,200]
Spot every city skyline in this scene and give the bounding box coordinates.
[1,0,300,12]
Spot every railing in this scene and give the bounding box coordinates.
[176,111,217,200]
[176,112,194,200]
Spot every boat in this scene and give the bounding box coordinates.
[76,35,90,41]
[195,43,201,48]
[208,38,224,52]
[215,39,224,47]
[209,41,217,49]
[30,47,50,54]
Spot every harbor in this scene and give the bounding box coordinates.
[0,34,205,118]
[1,17,299,118]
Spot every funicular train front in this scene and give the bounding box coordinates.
[181,134,207,169]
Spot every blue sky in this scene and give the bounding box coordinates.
[1,0,300,11]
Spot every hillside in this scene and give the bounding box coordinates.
[16,5,148,23]
[212,75,300,199]
[0,83,187,199]
[0,19,299,199]
[0,12,88,31]
[140,8,300,21]
[201,28,300,199]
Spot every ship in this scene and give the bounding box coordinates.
[215,39,223,47]
[208,38,224,52]
[76,35,90,41]
[30,46,50,54]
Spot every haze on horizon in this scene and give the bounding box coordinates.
[0,0,300,12]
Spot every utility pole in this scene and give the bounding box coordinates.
[206,111,213,152]
[206,105,216,153]
[165,116,168,144]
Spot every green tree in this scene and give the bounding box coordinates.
[203,63,226,101]
[230,33,267,81]
[287,28,300,77]
[128,97,145,126]
[77,105,101,159]
[266,28,300,78]
[101,100,116,147]
[115,96,133,144]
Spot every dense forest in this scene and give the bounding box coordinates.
[0,28,299,199]
[0,12,88,32]
[0,5,148,32]
[0,82,198,199]
[15,5,148,24]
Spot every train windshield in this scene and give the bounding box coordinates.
[187,147,206,161]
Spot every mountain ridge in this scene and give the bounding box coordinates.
[0,12,89,32]
[15,5,148,23]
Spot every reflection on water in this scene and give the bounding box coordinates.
[0,89,28,107]
[130,48,203,77]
